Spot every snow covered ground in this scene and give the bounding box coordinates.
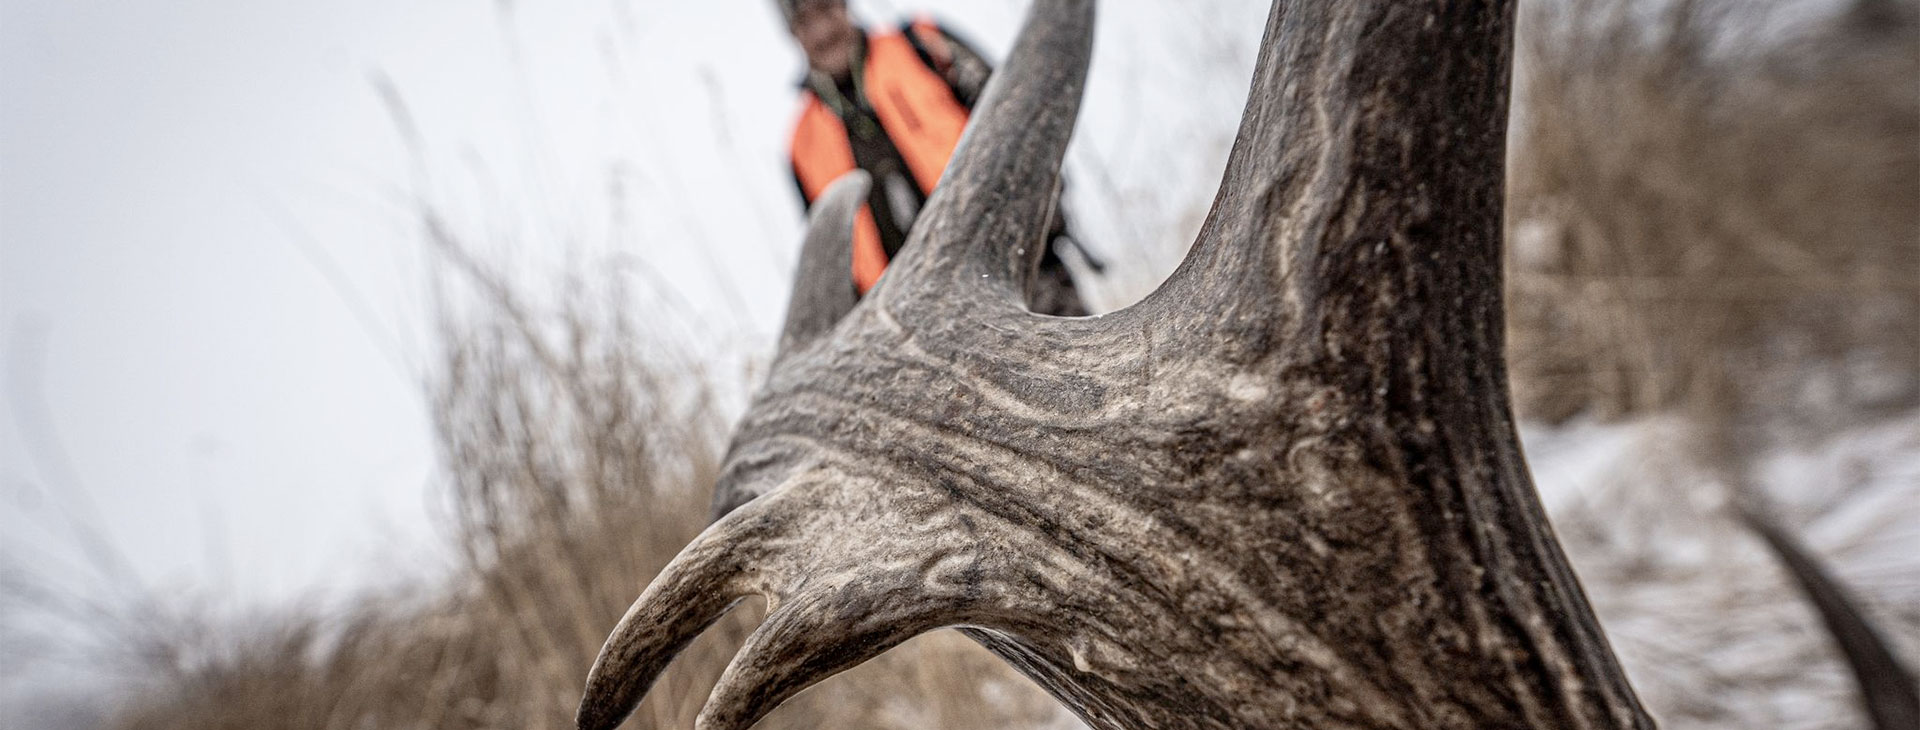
[1526,413,1920,729]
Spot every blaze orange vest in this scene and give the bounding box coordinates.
[790,20,971,294]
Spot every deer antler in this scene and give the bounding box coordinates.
[579,1,1655,728]
[775,170,867,362]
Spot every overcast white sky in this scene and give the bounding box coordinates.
[0,0,1268,650]
[0,0,761,613]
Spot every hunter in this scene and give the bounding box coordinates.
[778,0,1093,316]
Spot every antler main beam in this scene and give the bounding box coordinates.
[578,1,1656,728]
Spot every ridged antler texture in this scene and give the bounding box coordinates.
[579,0,1656,728]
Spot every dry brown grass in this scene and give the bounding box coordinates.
[1504,0,1920,428]
[100,221,1075,730]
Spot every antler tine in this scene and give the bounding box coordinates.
[694,580,965,730]
[576,493,789,730]
[879,0,1093,312]
[1139,2,1516,344]
[775,171,869,361]
[1136,2,1334,323]
[581,465,1027,730]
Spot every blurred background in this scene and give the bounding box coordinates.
[1,0,1914,728]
